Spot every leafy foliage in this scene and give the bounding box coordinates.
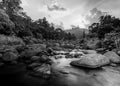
[0,0,76,40]
[89,15,120,39]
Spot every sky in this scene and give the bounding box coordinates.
[21,0,120,29]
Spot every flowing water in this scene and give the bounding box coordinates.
[1,57,120,86]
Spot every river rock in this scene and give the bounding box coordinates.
[82,50,97,54]
[96,48,106,54]
[15,45,26,53]
[31,56,41,62]
[61,44,75,49]
[55,51,68,55]
[70,54,110,68]
[117,51,120,56]
[47,47,55,55]
[30,64,51,79]
[65,54,73,58]
[39,55,49,63]
[2,52,18,62]
[104,51,120,63]
[69,51,84,57]
[54,55,66,59]
[27,62,42,70]
[20,44,46,58]
[0,46,18,54]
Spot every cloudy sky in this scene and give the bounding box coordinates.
[21,0,120,29]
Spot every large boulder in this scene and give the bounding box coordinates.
[104,51,120,63]
[70,54,110,68]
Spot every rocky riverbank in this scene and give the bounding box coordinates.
[1,35,120,86]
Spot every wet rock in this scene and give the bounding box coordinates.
[55,51,68,55]
[69,51,84,57]
[2,52,18,62]
[47,47,55,55]
[27,62,42,70]
[0,46,18,54]
[54,43,60,47]
[20,44,46,58]
[117,51,120,56]
[39,55,49,63]
[70,54,110,68]
[29,64,51,79]
[20,49,37,59]
[61,44,75,49]
[54,55,66,59]
[15,45,26,53]
[37,51,49,56]
[110,63,117,67]
[31,56,41,62]
[104,51,120,63]
[96,48,106,54]
[82,50,97,54]
[65,54,73,58]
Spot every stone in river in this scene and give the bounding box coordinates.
[81,50,97,54]
[70,54,110,68]
[104,51,120,63]
[30,64,51,79]
[27,62,42,70]
[117,50,120,56]
[54,55,66,59]
[31,56,41,62]
[69,51,85,57]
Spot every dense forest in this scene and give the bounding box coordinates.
[0,0,76,40]
[89,15,120,39]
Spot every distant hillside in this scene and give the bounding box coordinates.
[65,28,89,39]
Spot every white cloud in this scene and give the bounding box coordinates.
[45,0,66,11]
[84,8,106,27]
[21,0,29,7]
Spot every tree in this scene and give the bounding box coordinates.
[89,14,120,39]
[0,0,23,17]
[0,9,14,35]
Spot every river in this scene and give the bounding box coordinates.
[1,57,120,86]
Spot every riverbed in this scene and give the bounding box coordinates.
[1,57,120,86]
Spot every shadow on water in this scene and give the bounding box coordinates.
[0,58,105,86]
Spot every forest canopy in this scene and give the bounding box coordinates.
[0,0,76,40]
